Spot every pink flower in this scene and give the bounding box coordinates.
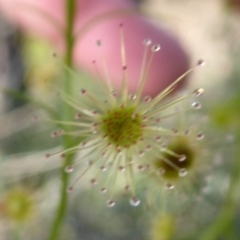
[0,0,189,96]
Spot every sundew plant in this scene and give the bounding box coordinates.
[0,1,239,240]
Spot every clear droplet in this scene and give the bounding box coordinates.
[197,59,205,66]
[185,129,190,135]
[65,165,73,173]
[138,151,145,157]
[143,38,152,46]
[159,168,165,175]
[80,89,86,95]
[130,196,141,207]
[156,136,162,142]
[161,143,167,150]
[106,199,115,207]
[129,94,136,100]
[196,132,204,140]
[119,165,125,172]
[138,165,144,171]
[179,168,188,177]
[143,96,152,102]
[100,188,107,194]
[166,183,174,190]
[96,40,101,46]
[75,113,82,119]
[191,101,201,109]
[100,166,107,172]
[151,44,161,52]
[193,88,204,96]
[172,129,178,134]
[179,154,186,162]
[90,179,97,185]
[146,145,152,151]
[111,91,118,98]
[67,186,73,193]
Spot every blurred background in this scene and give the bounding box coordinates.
[0,0,239,239]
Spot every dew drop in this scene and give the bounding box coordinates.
[197,59,205,66]
[100,188,107,194]
[166,183,174,190]
[75,113,82,119]
[143,38,152,46]
[129,94,136,100]
[51,131,59,138]
[172,129,178,134]
[80,89,86,95]
[67,186,73,193]
[111,91,118,98]
[129,196,141,207]
[119,165,125,172]
[122,65,127,70]
[96,39,101,46]
[196,132,204,140]
[90,179,97,185]
[106,199,115,207]
[179,154,186,162]
[193,88,204,96]
[145,164,151,170]
[143,96,152,102]
[146,145,152,151]
[65,165,73,173]
[138,151,145,157]
[185,129,190,135]
[88,160,93,166]
[161,143,167,150]
[100,166,107,172]
[191,101,201,109]
[159,168,165,175]
[151,44,161,52]
[156,136,162,142]
[179,168,188,177]
[138,165,144,171]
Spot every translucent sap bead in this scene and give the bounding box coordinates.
[65,166,73,173]
[159,168,165,175]
[196,132,204,140]
[151,44,161,52]
[179,168,188,177]
[119,165,125,172]
[143,38,152,46]
[166,183,174,190]
[100,166,107,172]
[90,179,97,185]
[179,154,186,162]
[191,101,201,109]
[106,200,115,207]
[129,196,141,207]
[193,88,204,97]
[100,188,107,194]
[67,186,73,193]
[197,59,205,66]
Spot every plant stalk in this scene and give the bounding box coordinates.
[48,0,76,240]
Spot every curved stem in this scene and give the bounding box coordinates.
[47,1,76,240]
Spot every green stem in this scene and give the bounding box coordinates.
[200,132,240,240]
[48,1,76,240]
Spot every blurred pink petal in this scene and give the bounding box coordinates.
[0,0,189,96]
